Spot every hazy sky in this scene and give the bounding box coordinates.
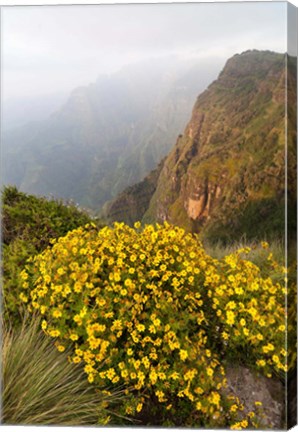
[1,2,287,101]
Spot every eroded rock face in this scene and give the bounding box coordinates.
[225,365,284,429]
[141,50,296,242]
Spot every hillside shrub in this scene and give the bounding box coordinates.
[2,185,93,324]
[20,222,292,428]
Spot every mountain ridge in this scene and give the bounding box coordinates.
[2,57,220,211]
[106,50,296,242]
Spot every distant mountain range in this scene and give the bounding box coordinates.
[106,50,297,242]
[2,92,68,132]
[2,56,221,211]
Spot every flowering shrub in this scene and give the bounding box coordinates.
[20,222,291,428]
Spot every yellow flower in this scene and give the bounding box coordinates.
[194,386,203,395]
[74,315,83,325]
[155,390,166,402]
[262,343,274,353]
[106,368,116,380]
[230,404,238,413]
[49,329,60,337]
[179,349,188,361]
[57,267,65,276]
[226,311,235,325]
[241,420,248,428]
[230,423,242,430]
[137,324,145,332]
[88,374,94,383]
[136,403,143,412]
[243,328,249,336]
[206,367,214,377]
[158,372,167,380]
[19,293,28,303]
[130,255,137,263]
[261,241,269,249]
[74,281,82,293]
[170,371,180,380]
[208,391,220,406]
[196,401,202,410]
[52,309,62,318]
[149,370,158,384]
[149,324,156,334]
[153,318,161,327]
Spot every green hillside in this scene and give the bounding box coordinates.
[107,50,296,243]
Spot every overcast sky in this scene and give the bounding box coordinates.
[1,2,287,101]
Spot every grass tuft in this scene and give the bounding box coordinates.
[1,314,125,426]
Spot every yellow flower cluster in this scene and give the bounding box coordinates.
[20,221,291,428]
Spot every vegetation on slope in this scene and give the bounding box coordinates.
[2,186,92,323]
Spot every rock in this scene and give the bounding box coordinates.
[225,365,284,429]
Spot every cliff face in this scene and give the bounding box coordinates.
[103,158,165,225]
[142,50,296,242]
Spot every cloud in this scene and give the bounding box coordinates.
[1,2,286,100]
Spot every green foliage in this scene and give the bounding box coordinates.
[20,222,291,428]
[2,185,93,324]
[202,198,287,245]
[2,314,124,425]
[2,185,91,247]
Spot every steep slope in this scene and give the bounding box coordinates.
[2,57,220,211]
[103,158,165,225]
[145,50,296,242]
[108,50,296,242]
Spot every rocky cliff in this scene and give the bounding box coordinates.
[108,50,296,243]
